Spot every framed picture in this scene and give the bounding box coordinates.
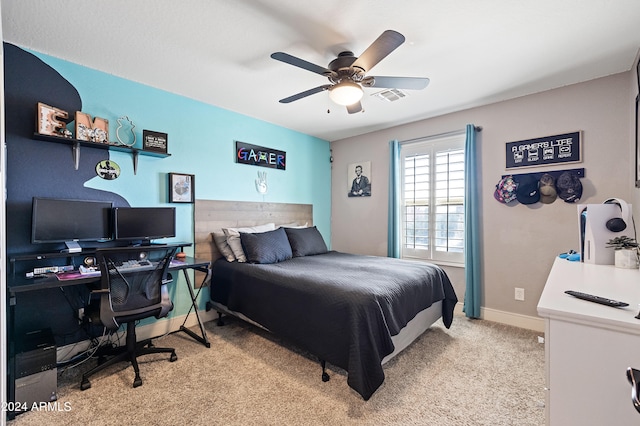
[347,161,372,197]
[505,131,581,169]
[169,173,195,203]
[143,130,168,153]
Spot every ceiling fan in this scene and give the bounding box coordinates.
[271,30,430,114]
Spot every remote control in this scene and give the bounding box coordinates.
[564,290,629,307]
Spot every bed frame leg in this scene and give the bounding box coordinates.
[216,312,225,326]
[320,360,330,382]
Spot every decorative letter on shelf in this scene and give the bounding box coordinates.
[36,102,70,137]
[75,111,109,144]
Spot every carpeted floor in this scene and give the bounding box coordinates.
[8,315,545,425]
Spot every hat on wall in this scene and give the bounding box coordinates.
[538,173,557,204]
[556,171,582,203]
[494,175,518,204]
[515,174,540,204]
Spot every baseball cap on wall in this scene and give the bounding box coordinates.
[515,174,540,204]
[494,175,518,204]
[556,171,582,203]
[539,173,557,204]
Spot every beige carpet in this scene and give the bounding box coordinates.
[9,315,545,425]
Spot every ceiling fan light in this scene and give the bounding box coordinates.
[329,81,363,106]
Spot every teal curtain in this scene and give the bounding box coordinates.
[463,124,481,318]
[387,140,401,258]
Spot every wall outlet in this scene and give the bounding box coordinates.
[515,287,525,301]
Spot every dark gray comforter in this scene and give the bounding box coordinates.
[210,251,457,400]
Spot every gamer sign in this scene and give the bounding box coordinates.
[235,141,286,170]
[505,131,581,169]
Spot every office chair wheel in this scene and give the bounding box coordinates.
[133,375,143,388]
[80,378,92,391]
[170,351,178,362]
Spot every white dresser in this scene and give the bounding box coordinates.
[537,257,640,425]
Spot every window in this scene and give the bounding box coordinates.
[400,133,465,264]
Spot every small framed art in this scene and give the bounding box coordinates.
[169,173,195,203]
[347,161,372,197]
[144,130,168,153]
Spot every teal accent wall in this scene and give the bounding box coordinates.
[30,51,331,316]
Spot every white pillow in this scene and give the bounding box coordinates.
[212,231,235,262]
[223,223,276,262]
[279,222,309,229]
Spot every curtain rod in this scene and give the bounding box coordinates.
[398,125,482,145]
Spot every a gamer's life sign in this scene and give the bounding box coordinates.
[236,141,286,170]
[505,131,581,169]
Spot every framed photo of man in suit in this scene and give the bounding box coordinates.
[348,161,371,197]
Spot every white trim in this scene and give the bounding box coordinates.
[399,128,466,145]
[58,304,546,363]
[56,309,219,363]
[400,134,466,264]
[453,303,545,333]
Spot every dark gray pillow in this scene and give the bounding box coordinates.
[284,226,328,257]
[240,227,292,264]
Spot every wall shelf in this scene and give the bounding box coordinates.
[33,133,170,174]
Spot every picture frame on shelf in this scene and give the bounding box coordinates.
[143,130,168,153]
[169,173,195,203]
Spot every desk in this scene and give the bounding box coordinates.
[6,247,210,419]
[537,257,640,425]
[167,257,211,347]
[8,255,211,342]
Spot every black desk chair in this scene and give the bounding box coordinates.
[627,367,640,414]
[80,246,178,390]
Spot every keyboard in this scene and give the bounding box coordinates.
[78,266,100,276]
[114,260,154,270]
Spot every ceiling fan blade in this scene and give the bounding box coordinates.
[346,102,362,114]
[271,52,334,76]
[366,76,430,90]
[351,30,405,73]
[279,85,332,103]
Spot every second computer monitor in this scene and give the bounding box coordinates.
[113,207,176,245]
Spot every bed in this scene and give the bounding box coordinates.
[195,200,457,400]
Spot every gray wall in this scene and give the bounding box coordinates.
[330,71,636,320]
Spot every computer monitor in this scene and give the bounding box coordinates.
[113,207,176,245]
[31,197,114,252]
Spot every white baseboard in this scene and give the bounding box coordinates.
[453,303,545,333]
[58,304,545,362]
[56,308,219,363]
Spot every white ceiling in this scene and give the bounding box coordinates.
[2,0,640,141]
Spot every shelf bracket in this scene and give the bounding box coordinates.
[73,142,80,170]
[132,151,139,175]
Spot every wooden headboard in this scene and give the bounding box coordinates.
[194,199,313,269]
